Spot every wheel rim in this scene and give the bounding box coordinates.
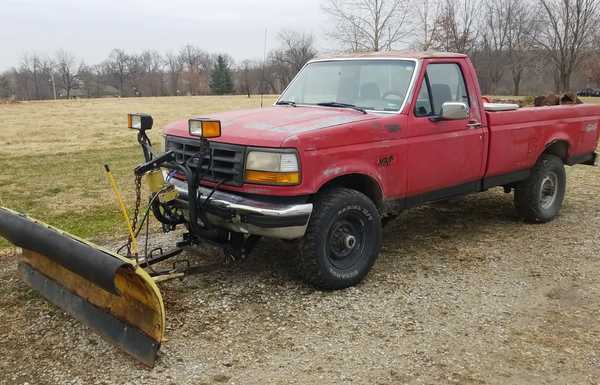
[326,213,367,270]
[539,172,559,210]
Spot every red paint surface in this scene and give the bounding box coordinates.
[164,55,600,200]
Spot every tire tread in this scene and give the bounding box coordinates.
[297,188,381,290]
[514,154,565,223]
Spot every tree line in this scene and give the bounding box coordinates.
[324,0,600,94]
[0,30,316,101]
[1,0,599,100]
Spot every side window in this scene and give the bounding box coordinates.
[414,78,432,117]
[414,63,469,117]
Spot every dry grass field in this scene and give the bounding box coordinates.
[1,96,600,384]
[0,95,276,247]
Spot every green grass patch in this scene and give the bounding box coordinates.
[0,205,131,250]
[47,206,128,240]
[0,145,146,250]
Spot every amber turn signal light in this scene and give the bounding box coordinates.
[244,170,300,185]
[189,119,222,138]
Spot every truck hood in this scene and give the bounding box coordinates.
[163,106,377,147]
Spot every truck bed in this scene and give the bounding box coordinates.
[485,104,600,177]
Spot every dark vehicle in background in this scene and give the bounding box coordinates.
[577,88,600,97]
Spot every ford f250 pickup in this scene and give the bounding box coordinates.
[2,50,599,365]
[145,51,599,290]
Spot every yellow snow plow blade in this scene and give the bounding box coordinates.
[0,208,165,366]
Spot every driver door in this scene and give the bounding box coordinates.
[404,61,485,200]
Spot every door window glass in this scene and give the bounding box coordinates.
[414,63,469,117]
[414,78,432,117]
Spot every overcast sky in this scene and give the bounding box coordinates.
[1,0,329,71]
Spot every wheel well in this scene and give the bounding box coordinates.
[318,174,383,210]
[543,140,569,162]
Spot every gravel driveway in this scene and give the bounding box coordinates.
[1,166,599,385]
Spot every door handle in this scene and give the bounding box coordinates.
[467,121,482,129]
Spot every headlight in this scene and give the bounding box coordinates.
[245,150,300,185]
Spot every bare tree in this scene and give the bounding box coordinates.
[415,0,442,50]
[505,0,537,95]
[15,53,54,100]
[107,49,129,96]
[0,72,14,99]
[179,45,200,95]
[429,0,480,54]
[15,60,33,100]
[277,30,318,73]
[165,52,183,96]
[21,53,45,99]
[267,30,318,92]
[268,53,294,92]
[581,53,600,87]
[537,0,599,92]
[126,54,145,96]
[322,0,411,52]
[179,45,211,95]
[55,50,79,98]
[479,0,513,94]
[236,60,266,97]
[141,50,166,96]
[78,64,105,98]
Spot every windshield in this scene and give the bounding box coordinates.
[278,60,416,112]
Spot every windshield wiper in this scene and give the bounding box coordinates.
[316,102,367,114]
[276,100,297,107]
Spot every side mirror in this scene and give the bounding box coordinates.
[440,102,469,120]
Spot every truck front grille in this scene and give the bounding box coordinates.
[165,136,246,186]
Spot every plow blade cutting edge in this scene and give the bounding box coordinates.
[0,207,165,366]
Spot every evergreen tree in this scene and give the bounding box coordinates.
[209,55,234,95]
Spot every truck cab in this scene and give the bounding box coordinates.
[154,51,599,290]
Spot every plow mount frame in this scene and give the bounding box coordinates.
[0,119,260,366]
[135,126,215,241]
[134,124,261,258]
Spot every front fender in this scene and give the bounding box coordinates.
[314,165,385,194]
[301,141,404,199]
[300,148,388,203]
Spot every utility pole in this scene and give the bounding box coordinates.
[261,28,268,108]
[49,72,57,100]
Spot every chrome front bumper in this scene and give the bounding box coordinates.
[166,177,313,240]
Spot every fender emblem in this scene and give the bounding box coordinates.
[377,155,394,167]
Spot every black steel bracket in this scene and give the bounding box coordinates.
[134,151,176,176]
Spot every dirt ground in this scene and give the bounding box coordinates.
[1,164,599,385]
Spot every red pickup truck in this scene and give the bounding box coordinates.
[158,51,599,290]
[2,50,599,365]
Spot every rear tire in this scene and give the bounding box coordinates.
[298,188,382,290]
[514,154,566,223]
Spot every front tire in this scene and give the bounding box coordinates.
[298,188,382,290]
[514,154,566,223]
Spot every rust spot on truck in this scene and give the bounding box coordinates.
[323,166,347,177]
[385,124,401,133]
